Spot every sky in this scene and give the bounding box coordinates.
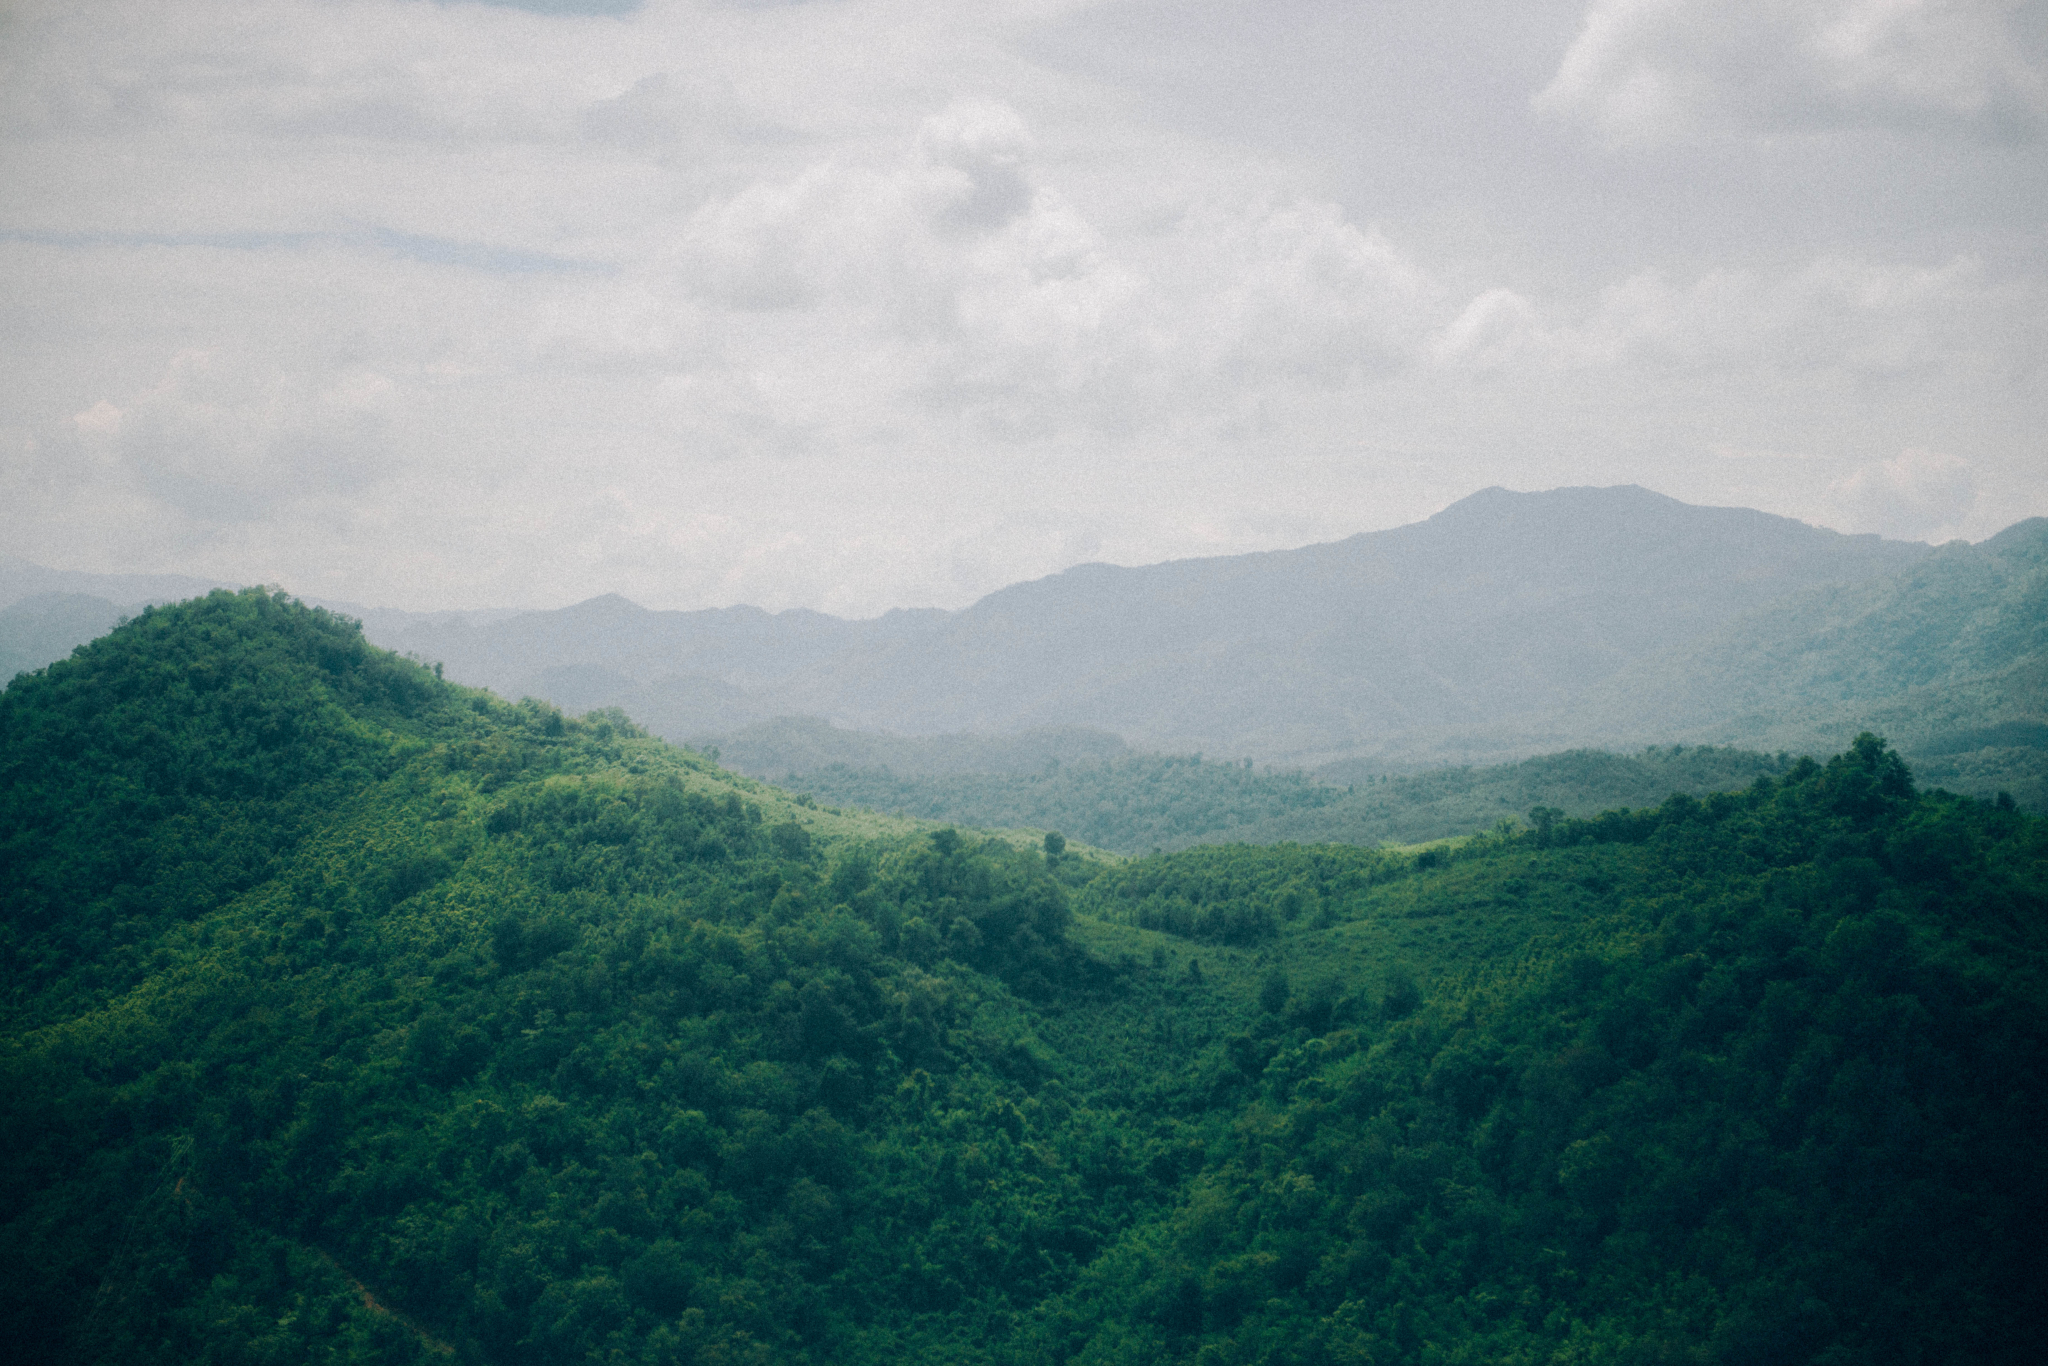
[2,0,2043,616]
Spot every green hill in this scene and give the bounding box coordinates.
[766,741,1795,855]
[706,715,1132,780]
[3,593,2042,1365]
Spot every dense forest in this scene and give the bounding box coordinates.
[773,744,1794,855]
[2,592,2043,1364]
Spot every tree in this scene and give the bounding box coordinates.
[1258,968,1290,1016]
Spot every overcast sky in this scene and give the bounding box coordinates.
[3,0,2043,614]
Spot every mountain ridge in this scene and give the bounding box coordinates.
[14,488,2039,799]
[759,485,1929,752]
[323,486,1939,764]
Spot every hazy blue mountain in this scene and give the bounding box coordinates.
[0,560,242,686]
[0,555,233,611]
[312,599,528,645]
[17,490,2032,796]
[1582,517,2046,737]
[0,594,130,684]
[1558,516,2048,805]
[354,486,1932,762]
[368,592,946,694]
[759,486,1928,758]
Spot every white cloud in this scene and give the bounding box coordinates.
[0,0,2040,611]
[1534,254,1986,375]
[64,350,405,524]
[1538,0,2048,145]
[1431,288,1547,372]
[1200,202,1437,386]
[2,2,570,144]
[580,104,1442,441]
[919,100,1038,233]
[579,69,762,158]
[1829,448,1980,539]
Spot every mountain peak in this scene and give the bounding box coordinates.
[560,592,648,618]
[1428,483,1699,524]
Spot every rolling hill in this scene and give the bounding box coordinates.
[743,732,1799,856]
[3,592,2042,1364]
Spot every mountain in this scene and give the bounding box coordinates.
[8,489,2038,813]
[0,559,245,688]
[0,594,130,685]
[367,594,948,723]
[731,513,2048,828]
[3,595,2042,1364]
[0,589,1090,1362]
[344,486,1932,764]
[1571,516,2048,802]
[0,554,234,610]
[0,560,530,696]
[761,485,1928,758]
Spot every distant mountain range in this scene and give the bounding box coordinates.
[7,486,2045,807]
[354,485,1947,757]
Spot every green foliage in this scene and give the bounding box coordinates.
[1012,737,2046,1366]
[778,753,1342,855]
[1029,743,2041,1365]
[2,591,2043,1366]
[778,745,1799,855]
[1077,844,1406,946]
[0,589,508,1023]
[0,594,1116,1363]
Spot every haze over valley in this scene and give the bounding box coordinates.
[8,484,2046,838]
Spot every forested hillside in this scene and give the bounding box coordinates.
[1032,745,2047,1363]
[3,594,2042,1365]
[707,716,1131,780]
[767,742,1793,855]
[0,591,1096,1363]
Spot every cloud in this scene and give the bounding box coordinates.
[578,68,780,159]
[920,100,1038,233]
[1487,253,1988,377]
[1201,202,1437,386]
[0,1,2039,611]
[63,350,404,526]
[0,0,621,148]
[1538,0,2048,145]
[604,103,1446,439]
[1431,288,1547,372]
[575,103,1127,425]
[1829,448,1980,539]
